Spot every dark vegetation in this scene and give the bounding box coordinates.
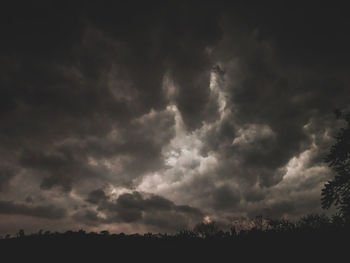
[321,111,350,219]
[1,216,349,262]
[1,112,350,262]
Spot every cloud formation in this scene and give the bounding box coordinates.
[0,1,349,234]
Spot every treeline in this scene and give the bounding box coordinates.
[0,214,350,242]
[1,214,349,261]
[1,213,348,241]
[1,213,349,241]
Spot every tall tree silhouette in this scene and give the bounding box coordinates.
[322,112,350,219]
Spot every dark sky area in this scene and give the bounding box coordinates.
[1,1,350,235]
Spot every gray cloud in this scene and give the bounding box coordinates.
[0,200,67,219]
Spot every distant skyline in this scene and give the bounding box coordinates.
[1,1,350,235]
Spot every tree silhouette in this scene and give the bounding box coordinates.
[322,112,350,220]
[100,230,110,236]
[17,229,25,238]
[193,221,221,238]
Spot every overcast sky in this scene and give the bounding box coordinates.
[1,1,350,235]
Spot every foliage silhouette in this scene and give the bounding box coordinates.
[322,112,350,219]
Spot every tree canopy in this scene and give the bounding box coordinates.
[322,112,350,219]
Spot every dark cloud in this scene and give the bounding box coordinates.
[211,185,241,210]
[108,191,203,224]
[220,2,350,67]
[72,209,100,227]
[244,188,266,203]
[74,190,203,231]
[0,200,66,219]
[0,1,220,192]
[19,146,106,192]
[0,166,17,191]
[194,2,350,196]
[86,189,109,205]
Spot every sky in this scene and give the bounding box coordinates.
[1,1,350,235]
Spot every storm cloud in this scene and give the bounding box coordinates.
[0,1,349,234]
[0,200,66,219]
[74,190,203,232]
